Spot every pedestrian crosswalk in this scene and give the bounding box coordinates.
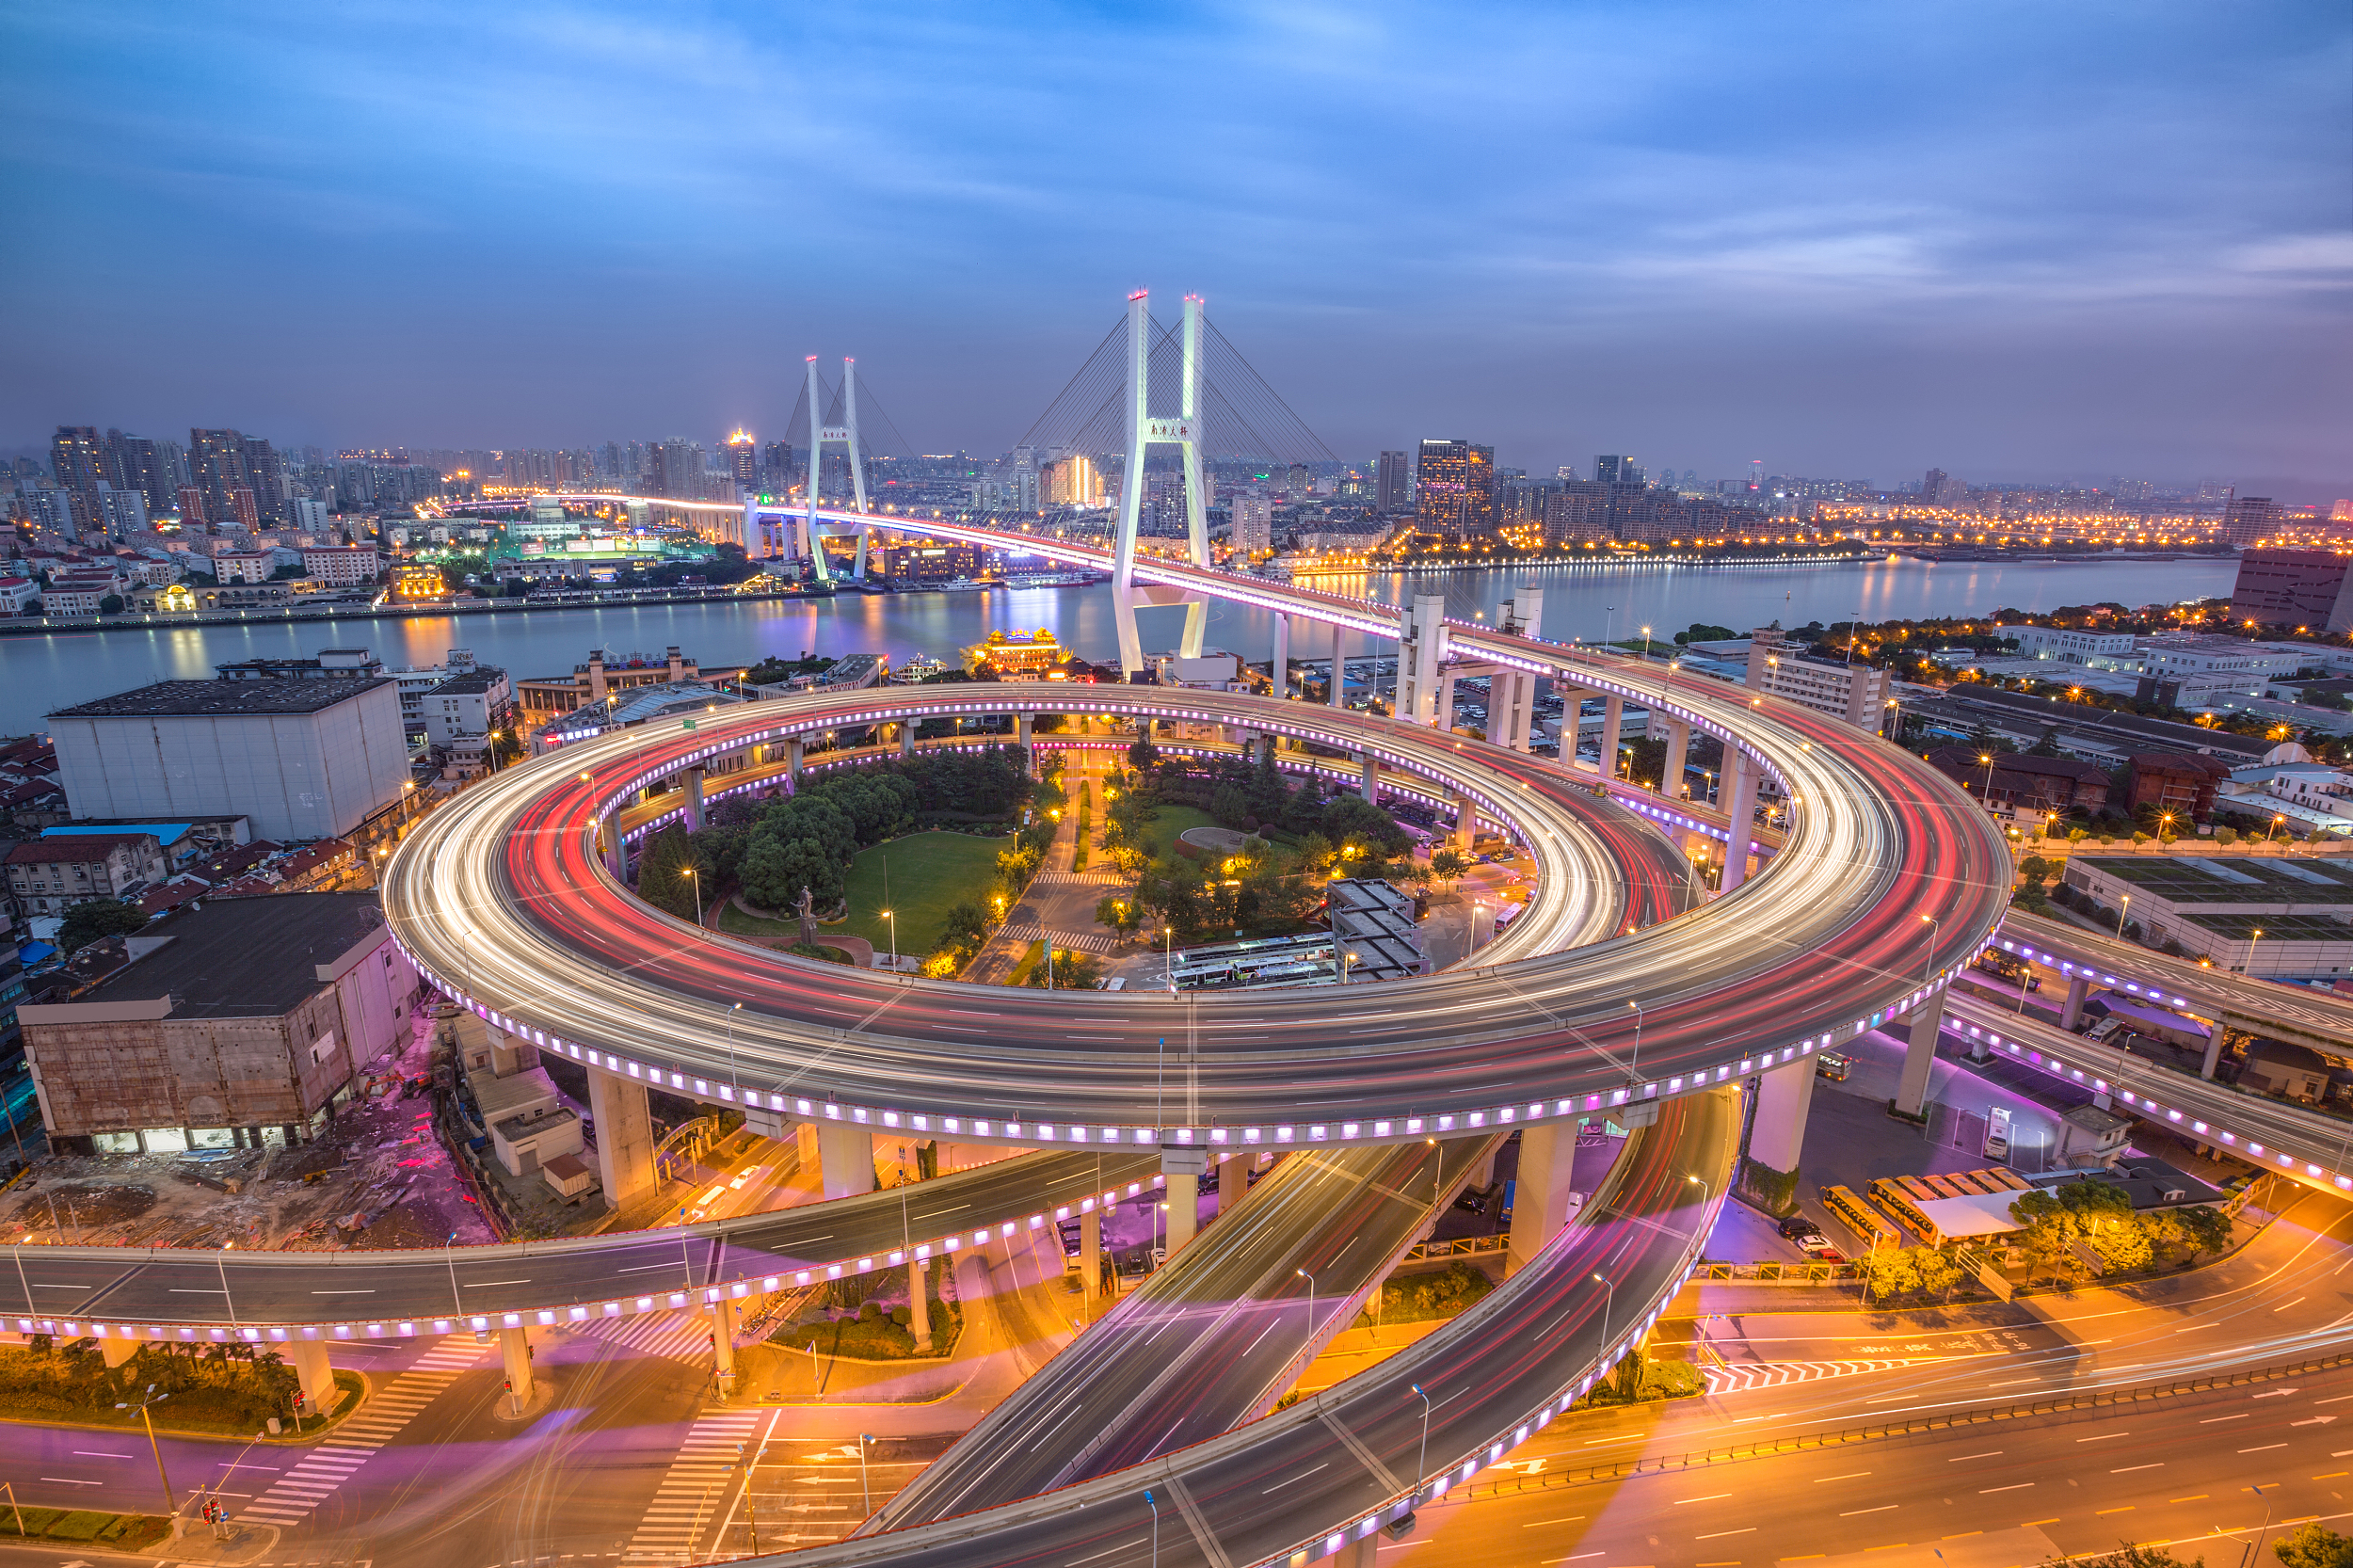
[1033,870,1127,887]
[1702,1357,1916,1396]
[238,1336,490,1525]
[1001,923,1120,954]
[577,1307,719,1367]
[620,1408,764,1564]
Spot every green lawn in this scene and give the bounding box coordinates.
[718,831,1007,957]
[839,832,1006,955]
[1141,804,1221,861]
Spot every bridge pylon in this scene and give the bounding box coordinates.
[800,355,872,584]
[1112,290,1213,678]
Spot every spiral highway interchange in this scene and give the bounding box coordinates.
[7,539,2017,1565]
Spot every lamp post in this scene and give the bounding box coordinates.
[726,1000,743,1091]
[2248,926,2265,977]
[1408,1382,1433,1506]
[1918,912,1939,996]
[1144,1489,1160,1568]
[115,1384,175,1514]
[1625,999,1643,1080]
[1592,1271,1615,1349]
[1979,752,1997,809]
[856,1433,874,1518]
[682,867,702,927]
[1297,1266,1317,1335]
[882,908,897,969]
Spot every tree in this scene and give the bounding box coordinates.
[1856,1247,1921,1301]
[1428,848,1471,888]
[2046,1545,2204,1568]
[1912,1246,1964,1302]
[1024,947,1106,990]
[2272,1523,2353,1568]
[1128,731,1160,771]
[1096,894,1144,940]
[56,899,148,954]
[2174,1205,2232,1256]
[97,593,124,616]
[633,825,704,920]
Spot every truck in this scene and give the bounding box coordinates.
[2080,996,2213,1054]
[1975,950,2041,992]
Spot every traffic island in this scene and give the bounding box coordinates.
[0,1506,172,1553]
[0,1340,365,1442]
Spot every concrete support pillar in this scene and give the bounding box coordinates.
[1553,684,1584,766]
[1335,1534,1378,1568]
[1160,1146,1207,1256]
[500,1324,534,1404]
[707,1296,738,1393]
[907,1259,933,1351]
[287,1338,335,1416]
[1506,1124,1579,1277]
[900,723,915,758]
[1218,1153,1247,1216]
[1016,712,1032,751]
[586,1066,657,1212]
[2201,1028,2225,1080]
[2059,974,2089,1031]
[101,1335,142,1369]
[1439,669,1458,732]
[1662,719,1689,800]
[1468,1144,1497,1192]
[1748,1056,1817,1176]
[1272,613,1290,697]
[787,735,804,784]
[602,812,626,880]
[1894,989,1947,1118]
[1329,626,1347,711]
[1601,695,1624,782]
[1360,751,1378,803]
[1482,670,1510,744]
[1720,750,1761,894]
[684,765,706,832]
[1079,1206,1102,1304]
[814,1121,877,1201]
[1451,794,1477,851]
[1518,672,1542,753]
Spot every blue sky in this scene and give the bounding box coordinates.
[5,1,2348,492]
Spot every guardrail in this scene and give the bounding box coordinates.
[1402,1232,1509,1263]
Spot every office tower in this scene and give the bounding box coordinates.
[51,426,105,493]
[1415,439,1497,539]
[1286,463,1312,496]
[1376,451,1414,514]
[1593,455,1649,487]
[760,440,792,492]
[1555,464,1578,481]
[726,430,759,493]
[2222,495,2279,546]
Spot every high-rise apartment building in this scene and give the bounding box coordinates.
[101,430,183,519]
[239,435,286,525]
[189,429,257,534]
[726,431,759,494]
[2223,495,2279,546]
[291,497,331,532]
[1593,455,1643,487]
[51,426,105,494]
[648,440,705,502]
[1231,490,1273,554]
[1415,440,1497,538]
[1375,451,1414,514]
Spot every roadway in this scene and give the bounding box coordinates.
[388,678,2011,1150]
[1941,989,2353,1190]
[709,1090,1736,1568]
[3,1148,1159,1333]
[870,1135,1504,1531]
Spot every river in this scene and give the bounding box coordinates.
[0,554,2237,738]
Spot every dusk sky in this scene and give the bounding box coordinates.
[6,2,2347,494]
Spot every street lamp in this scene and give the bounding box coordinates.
[882,908,897,969]
[1592,1271,1615,1348]
[1918,912,1939,995]
[1297,1266,1317,1334]
[727,1000,744,1090]
[681,867,701,926]
[115,1384,175,1513]
[1625,999,1643,1080]
[1979,752,1996,808]
[857,1433,874,1518]
[2248,926,2265,976]
[1144,1489,1160,1568]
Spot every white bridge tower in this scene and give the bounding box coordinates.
[1112,289,1213,678]
[800,354,871,584]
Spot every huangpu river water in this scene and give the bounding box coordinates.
[0,554,2237,738]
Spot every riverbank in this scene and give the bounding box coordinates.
[0,584,830,637]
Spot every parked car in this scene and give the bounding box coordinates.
[1776,1213,1819,1240]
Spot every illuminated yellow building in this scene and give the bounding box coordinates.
[392,564,448,600]
[966,628,1067,676]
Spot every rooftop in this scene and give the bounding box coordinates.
[69,893,389,1017]
[7,832,160,864]
[2075,855,2353,905]
[49,678,393,719]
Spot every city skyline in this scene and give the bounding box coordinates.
[3,2,2346,493]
